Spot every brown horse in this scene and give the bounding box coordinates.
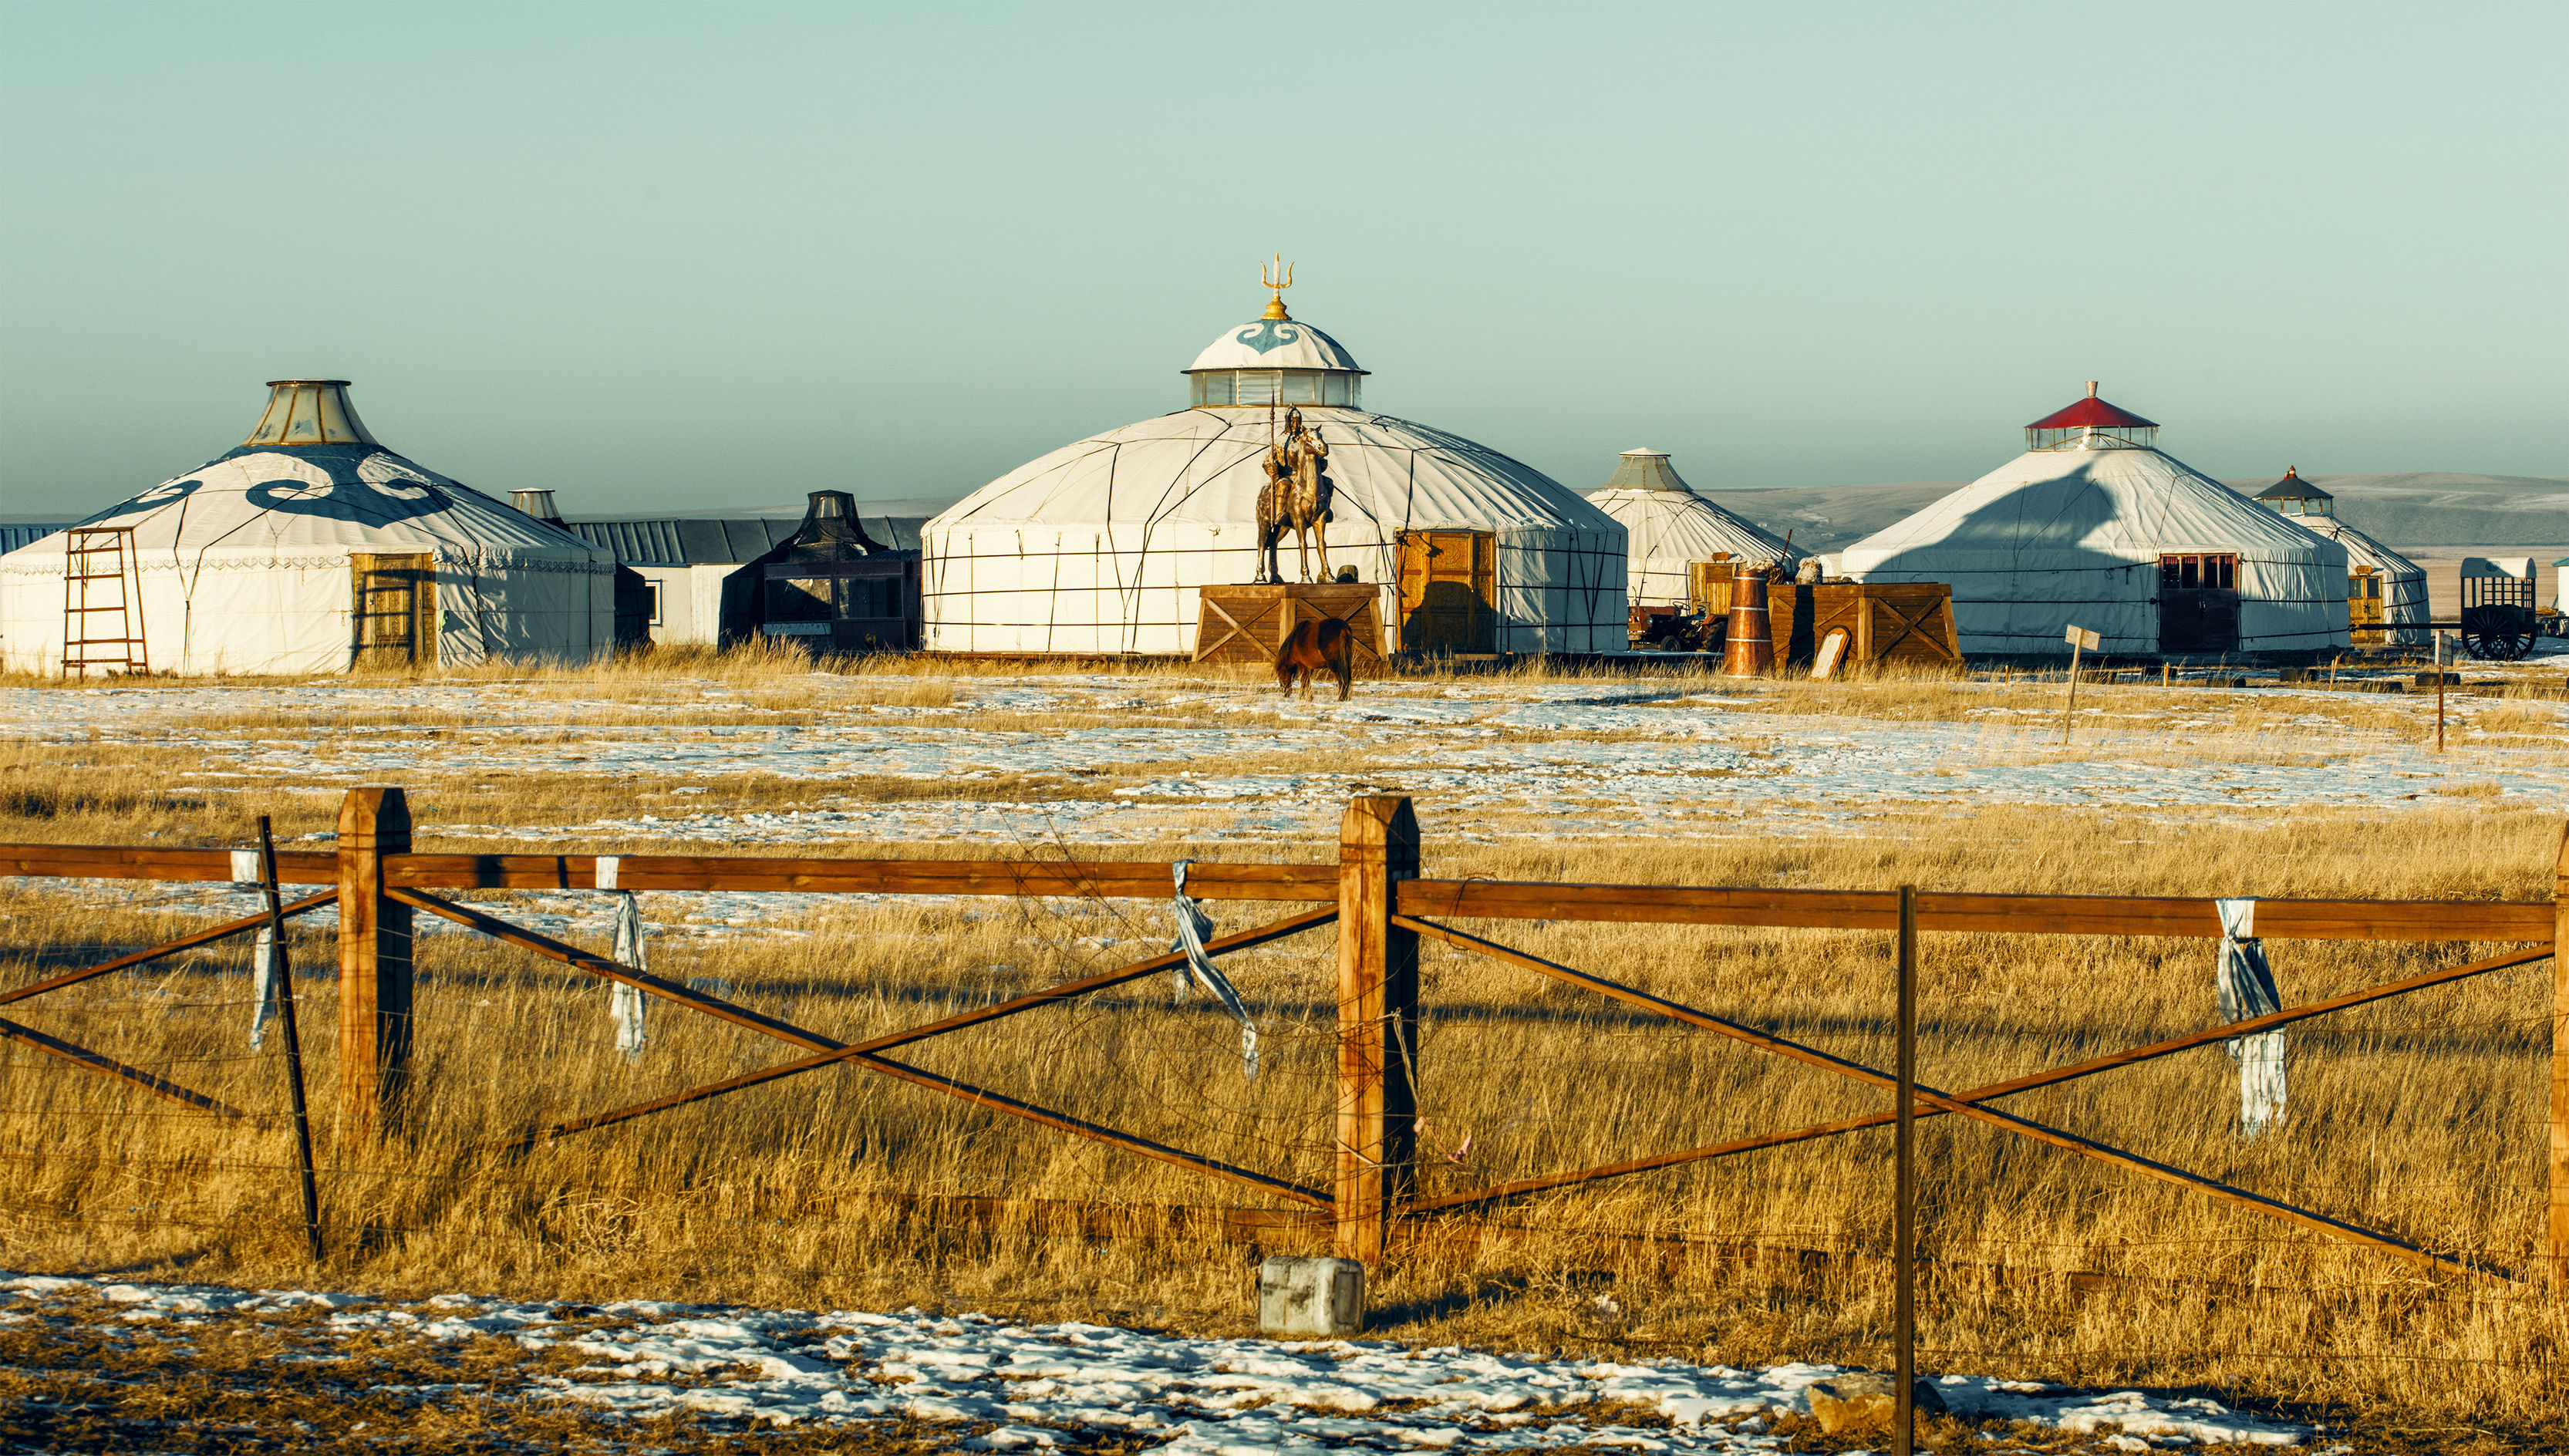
[1276,618,1354,702]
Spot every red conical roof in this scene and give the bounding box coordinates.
[2026,383,2156,431]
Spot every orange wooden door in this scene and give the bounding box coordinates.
[352,553,435,669]
[1395,531,1495,652]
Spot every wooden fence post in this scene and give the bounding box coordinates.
[2551,821,2567,1293]
[336,787,413,1144]
[1337,796,1419,1266]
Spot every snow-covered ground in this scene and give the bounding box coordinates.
[2,1272,2320,1452]
[5,666,2562,851]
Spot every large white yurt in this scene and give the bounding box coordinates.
[2250,467,2429,647]
[922,279,1627,654]
[1837,385,2348,656]
[1584,449,1805,607]
[0,380,614,676]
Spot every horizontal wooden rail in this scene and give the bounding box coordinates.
[1398,881,2553,942]
[11,842,2536,940]
[2,891,335,1008]
[384,854,1337,900]
[0,844,337,885]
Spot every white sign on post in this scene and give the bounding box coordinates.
[2062,623,2099,744]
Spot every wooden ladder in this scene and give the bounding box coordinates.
[62,526,147,678]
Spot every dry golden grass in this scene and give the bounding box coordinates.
[2,649,2563,1435]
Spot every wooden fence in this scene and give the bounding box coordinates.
[2,788,2563,1297]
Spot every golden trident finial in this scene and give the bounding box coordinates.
[1259,254,1294,320]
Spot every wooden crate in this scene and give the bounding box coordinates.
[1194,583,1387,673]
[1770,582,1960,667]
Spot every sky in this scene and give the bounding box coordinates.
[2,2,2563,518]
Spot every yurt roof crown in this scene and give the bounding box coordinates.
[2253,466,2334,517]
[2025,381,2159,451]
[1184,256,1367,410]
[1595,447,1701,494]
[243,379,379,448]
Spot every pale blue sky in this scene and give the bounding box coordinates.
[2,2,2561,517]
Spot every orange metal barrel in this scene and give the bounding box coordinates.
[1723,565,1773,677]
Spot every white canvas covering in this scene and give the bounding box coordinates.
[1838,445,2349,656]
[925,312,1626,654]
[2288,514,2429,648]
[0,388,613,675]
[1585,450,1804,608]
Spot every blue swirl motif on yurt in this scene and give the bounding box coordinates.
[230,447,453,525]
[78,478,204,524]
[1232,320,1303,354]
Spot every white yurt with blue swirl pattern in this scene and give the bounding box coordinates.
[923,289,1627,654]
[0,380,614,675]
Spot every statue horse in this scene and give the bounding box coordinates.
[1255,407,1331,584]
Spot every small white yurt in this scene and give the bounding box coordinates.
[1585,449,1805,607]
[2250,467,2429,647]
[1837,385,2348,656]
[0,380,614,676]
[922,277,1627,655]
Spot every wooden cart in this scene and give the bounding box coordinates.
[1194,583,1387,675]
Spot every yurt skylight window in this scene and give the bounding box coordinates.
[2024,383,2159,452]
[1190,370,1359,409]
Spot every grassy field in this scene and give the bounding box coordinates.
[2,649,2563,1441]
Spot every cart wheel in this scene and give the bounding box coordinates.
[2458,605,2535,661]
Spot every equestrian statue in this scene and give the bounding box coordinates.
[1255,406,1333,585]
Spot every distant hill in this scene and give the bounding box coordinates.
[1719,470,2569,552]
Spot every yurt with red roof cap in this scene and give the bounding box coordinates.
[1836,384,2348,657]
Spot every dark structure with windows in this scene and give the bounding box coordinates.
[564,507,925,648]
[757,492,922,653]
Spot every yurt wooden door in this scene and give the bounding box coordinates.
[2349,566,2385,644]
[352,553,436,669]
[1395,531,1495,653]
[2156,552,2239,655]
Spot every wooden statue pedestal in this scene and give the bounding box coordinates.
[1195,583,1387,674]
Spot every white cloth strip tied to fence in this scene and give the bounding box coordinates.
[1169,860,1258,1077]
[2214,897,2287,1137]
[248,926,279,1050]
[598,856,647,1060]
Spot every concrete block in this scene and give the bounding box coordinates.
[1258,1255,1364,1337]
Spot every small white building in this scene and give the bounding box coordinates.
[0,380,614,676]
[1584,448,1805,607]
[1838,385,2349,656]
[922,282,1627,655]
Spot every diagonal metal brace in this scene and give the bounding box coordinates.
[0,1014,244,1118]
[1394,913,2517,1286]
[1412,942,2554,1215]
[393,888,1334,1206]
[2,891,335,1008]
